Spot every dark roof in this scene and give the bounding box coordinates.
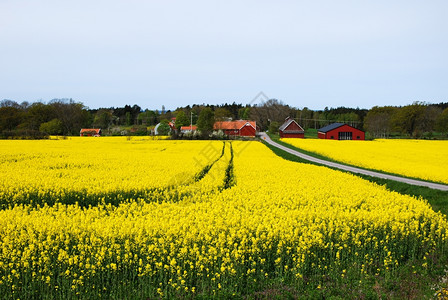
[318,123,346,133]
[279,119,304,133]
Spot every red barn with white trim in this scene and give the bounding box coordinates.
[318,123,365,140]
[279,117,304,138]
[214,120,256,137]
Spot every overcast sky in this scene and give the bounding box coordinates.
[1,0,447,110]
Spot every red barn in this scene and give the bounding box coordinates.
[318,123,365,140]
[80,128,102,137]
[279,117,304,138]
[214,120,256,137]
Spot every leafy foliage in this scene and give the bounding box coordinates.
[197,107,214,134]
[174,110,190,128]
[436,108,448,134]
[39,118,63,135]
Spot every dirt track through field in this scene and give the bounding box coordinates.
[260,132,448,192]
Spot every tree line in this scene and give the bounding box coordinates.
[1,98,447,138]
[0,99,90,138]
[363,102,448,138]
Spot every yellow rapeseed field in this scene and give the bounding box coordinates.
[0,138,446,298]
[281,138,448,184]
[0,137,223,207]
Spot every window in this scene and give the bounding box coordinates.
[357,136,360,139]
[338,132,352,140]
[330,136,334,139]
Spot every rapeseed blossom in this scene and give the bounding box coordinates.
[0,138,446,298]
[281,138,448,184]
[0,138,223,207]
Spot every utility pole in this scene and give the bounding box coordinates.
[190,111,193,131]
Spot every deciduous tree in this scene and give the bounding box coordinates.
[93,109,113,129]
[0,107,22,131]
[197,107,214,135]
[175,110,190,128]
[391,103,426,136]
[436,108,448,135]
[157,119,171,135]
[364,106,396,138]
[40,118,63,135]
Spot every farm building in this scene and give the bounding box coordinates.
[318,123,365,140]
[80,128,102,137]
[180,125,197,133]
[214,120,257,137]
[279,117,305,138]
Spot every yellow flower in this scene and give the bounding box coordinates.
[0,138,446,298]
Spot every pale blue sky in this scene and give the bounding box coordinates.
[1,0,447,110]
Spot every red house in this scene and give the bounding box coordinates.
[180,125,197,133]
[279,117,304,138]
[318,123,365,140]
[80,128,102,137]
[214,120,256,137]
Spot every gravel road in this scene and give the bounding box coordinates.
[260,132,448,192]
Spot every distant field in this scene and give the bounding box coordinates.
[0,138,447,298]
[281,138,448,184]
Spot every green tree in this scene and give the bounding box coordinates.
[296,107,313,129]
[214,107,232,122]
[50,99,90,135]
[391,103,426,136]
[415,106,442,133]
[0,107,22,131]
[175,110,190,128]
[138,110,158,125]
[40,118,63,135]
[24,102,56,130]
[249,99,292,131]
[93,109,113,129]
[268,121,280,134]
[157,120,171,135]
[436,108,448,134]
[337,112,359,125]
[238,107,250,120]
[113,104,141,125]
[364,106,396,138]
[197,107,215,135]
[125,112,132,126]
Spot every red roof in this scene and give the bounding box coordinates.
[213,120,256,130]
[181,125,197,130]
[80,129,101,134]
